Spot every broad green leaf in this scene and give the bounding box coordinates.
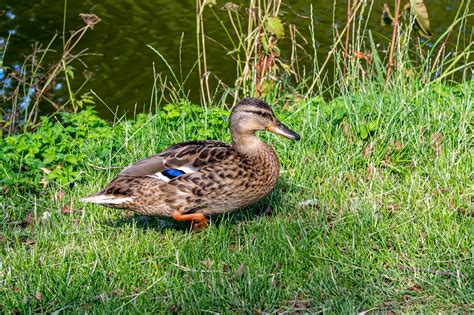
[64,154,78,165]
[43,152,58,164]
[360,124,369,140]
[265,17,284,39]
[367,120,379,131]
[260,80,274,98]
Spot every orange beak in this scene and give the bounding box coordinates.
[267,120,300,140]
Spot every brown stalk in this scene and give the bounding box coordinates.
[196,0,210,107]
[255,0,263,97]
[343,0,351,78]
[385,0,401,85]
[200,8,211,106]
[196,0,202,87]
[255,7,263,97]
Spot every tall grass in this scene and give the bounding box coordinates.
[188,0,473,107]
[195,0,307,105]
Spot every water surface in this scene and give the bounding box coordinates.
[1,0,468,118]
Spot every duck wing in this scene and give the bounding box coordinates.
[81,140,240,212]
[118,140,234,181]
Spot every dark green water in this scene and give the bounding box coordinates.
[1,0,469,118]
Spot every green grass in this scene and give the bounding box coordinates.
[1,80,473,313]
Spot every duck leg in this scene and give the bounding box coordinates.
[172,210,209,232]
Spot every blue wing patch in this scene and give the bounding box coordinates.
[162,168,185,179]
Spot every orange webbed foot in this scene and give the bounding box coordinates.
[172,210,209,232]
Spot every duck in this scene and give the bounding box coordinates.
[81,98,300,231]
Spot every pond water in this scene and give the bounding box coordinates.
[1,0,468,118]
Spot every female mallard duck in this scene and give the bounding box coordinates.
[81,98,300,230]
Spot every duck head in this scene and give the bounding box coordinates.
[229,98,300,150]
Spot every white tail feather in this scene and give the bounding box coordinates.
[80,195,133,204]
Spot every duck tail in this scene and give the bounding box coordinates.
[80,193,133,205]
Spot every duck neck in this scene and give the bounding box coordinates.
[231,130,264,156]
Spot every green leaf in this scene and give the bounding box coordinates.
[261,35,269,53]
[260,80,274,97]
[360,124,369,140]
[367,120,379,131]
[64,154,78,165]
[368,31,386,85]
[163,104,176,112]
[265,17,285,39]
[43,153,57,164]
[167,110,180,119]
[65,66,75,79]
[332,105,348,124]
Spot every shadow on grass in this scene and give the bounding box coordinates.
[105,215,188,232]
[104,179,292,232]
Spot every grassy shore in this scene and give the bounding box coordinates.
[1,78,472,312]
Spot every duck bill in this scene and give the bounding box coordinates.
[268,120,301,140]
